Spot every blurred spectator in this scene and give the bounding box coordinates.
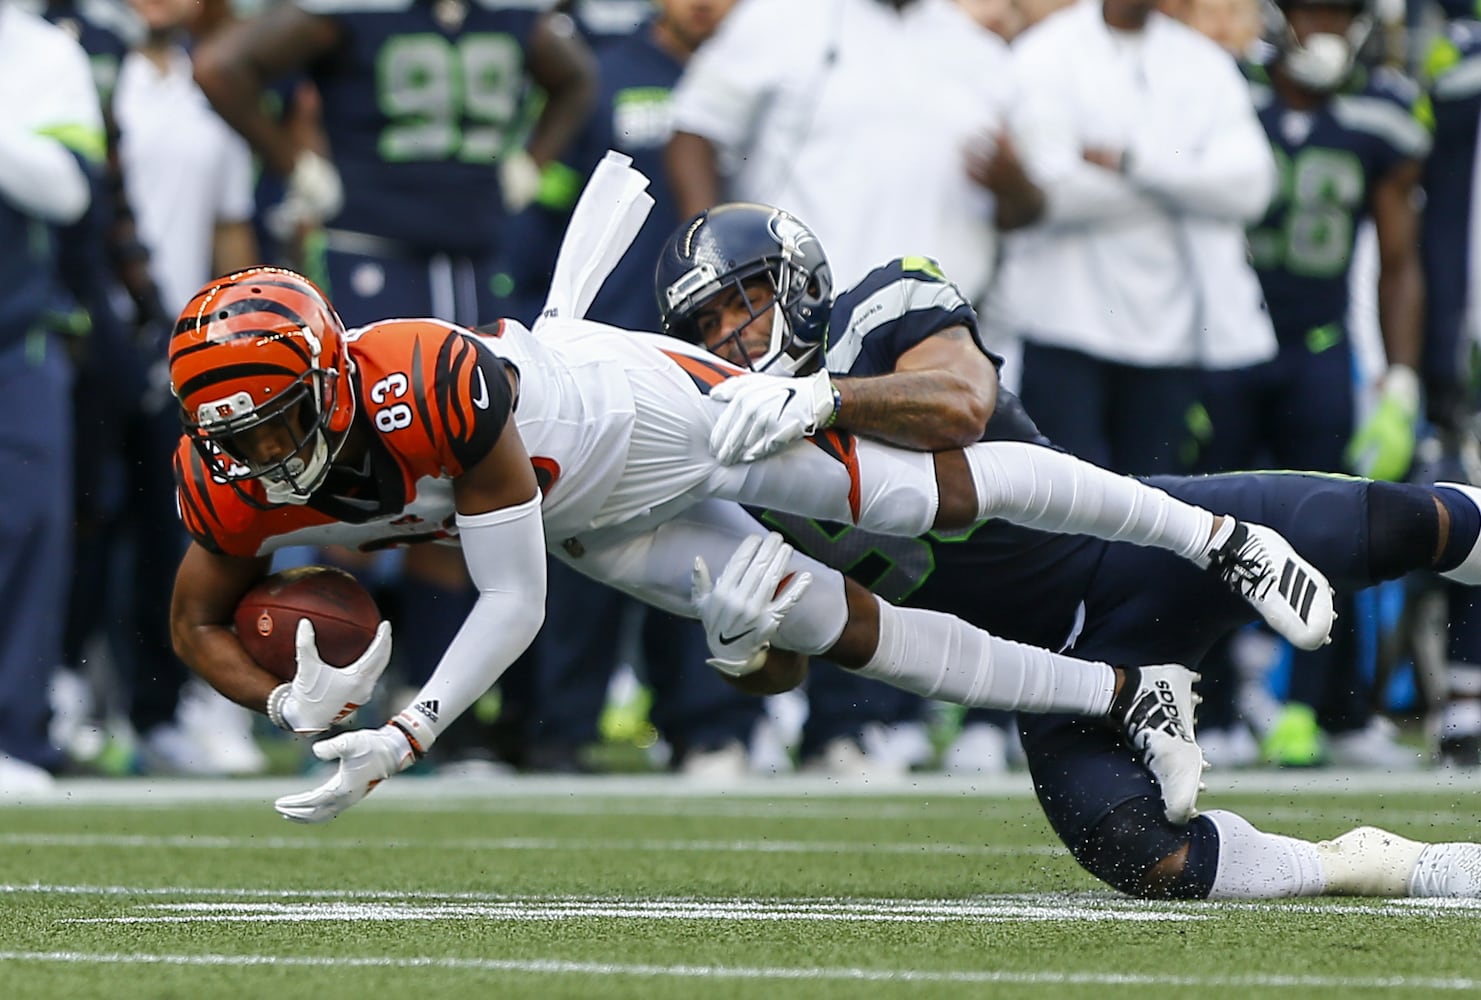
[561,0,650,45]
[193,0,597,771]
[1016,0,1076,29]
[666,0,1022,774]
[668,0,1013,302]
[984,0,1278,477]
[113,0,264,775]
[505,0,763,775]
[1197,0,1427,769]
[957,0,1026,37]
[1176,0,1263,55]
[32,0,152,774]
[0,1,103,790]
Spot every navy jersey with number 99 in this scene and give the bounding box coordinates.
[299,0,548,254]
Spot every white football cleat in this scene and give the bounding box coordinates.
[1208,521,1335,651]
[1318,826,1481,897]
[1410,841,1481,898]
[1119,664,1205,825]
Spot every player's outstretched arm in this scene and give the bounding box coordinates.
[276,420,546,823]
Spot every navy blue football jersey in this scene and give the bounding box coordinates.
[758,259,1102,653]
[1245,63,1431,341]
[297,0,547,253]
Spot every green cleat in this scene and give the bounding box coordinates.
[1263,702,1325,767]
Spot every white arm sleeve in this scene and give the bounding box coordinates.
[390,494,546,753]
[0,126,91,224]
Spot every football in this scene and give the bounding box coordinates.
[233,565,380,682]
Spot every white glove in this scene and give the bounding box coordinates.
[274,724,416,823]
[270,619,393,734]
[499,148,543,214]
[691,532,813,677]
[708,369,838,465]
[265,149,343,239]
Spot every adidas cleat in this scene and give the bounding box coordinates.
[1118,664,1205,825]
[1208,521,1335,651]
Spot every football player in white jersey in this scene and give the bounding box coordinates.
[169,159,1336,824]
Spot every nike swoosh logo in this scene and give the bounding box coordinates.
[472,367,490,410]
[776,388,795,418]
[717,627,755,646]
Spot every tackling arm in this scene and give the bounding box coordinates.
[707,328,998,463]
[831,327,998,450]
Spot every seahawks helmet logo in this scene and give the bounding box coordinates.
[768,211,817,262]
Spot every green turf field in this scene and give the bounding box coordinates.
[1,771,1477,999]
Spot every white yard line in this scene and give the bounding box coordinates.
[0,949,1473,990]
[0,831,1067,856]
[6,884,1478,919]
[3,768,1477,809]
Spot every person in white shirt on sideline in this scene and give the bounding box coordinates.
[112,0,264,777]
[978,0,1277,476]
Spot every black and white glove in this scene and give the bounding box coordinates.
[274,723,416,823]
[708,369,838,465]
[267,619,393,734]
[691,532,813,677]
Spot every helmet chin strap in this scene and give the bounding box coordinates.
[754,300,821,376]
[261,433,329,506]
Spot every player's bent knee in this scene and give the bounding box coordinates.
[1070,795,1214,899]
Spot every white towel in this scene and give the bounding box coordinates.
[538,150,655,326]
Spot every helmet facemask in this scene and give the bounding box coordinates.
[183,353,350,508]
[663,258,821,375]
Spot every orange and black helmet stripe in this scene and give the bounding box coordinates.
[169,268,341,414]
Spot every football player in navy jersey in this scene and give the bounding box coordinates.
[1197,0,1430,767]
[1416,2,1481,766]
[657,202,1481,899]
